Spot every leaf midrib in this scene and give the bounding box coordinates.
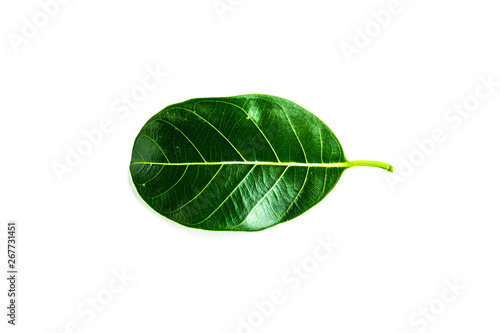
[131,161,350,168]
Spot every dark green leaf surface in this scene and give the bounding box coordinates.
[130,94,392,231]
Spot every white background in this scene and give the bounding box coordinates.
[1,0,499,332]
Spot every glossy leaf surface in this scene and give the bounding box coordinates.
[130,94,391,231]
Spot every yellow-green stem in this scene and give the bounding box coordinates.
[347,160,393,173]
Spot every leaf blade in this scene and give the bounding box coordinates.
[130,94,380,231]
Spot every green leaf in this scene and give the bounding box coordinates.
[130,94,392,231]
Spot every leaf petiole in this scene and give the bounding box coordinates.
[346,160,393,173]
